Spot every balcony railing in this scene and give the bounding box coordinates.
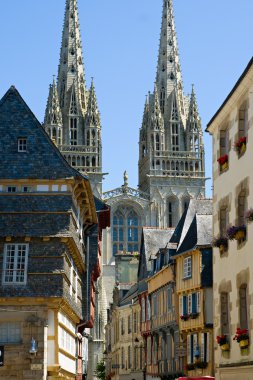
[59,145,98,154]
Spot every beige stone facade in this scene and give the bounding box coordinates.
[207,58,253,379]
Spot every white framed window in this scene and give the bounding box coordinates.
[18,138,27,152]
[2,244,29,284]
[58,326,75,356]
[0,322,21,344]
[183,256,192,279]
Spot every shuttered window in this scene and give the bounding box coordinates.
[220,207,228,236]
[238,192,246,226]
[239,285,248,330]
[200,332,210,363]
[220,293,229,335]
[187,334,198,364]
[238,107,247,139]
[220,129,229,156]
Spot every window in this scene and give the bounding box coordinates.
[200,332,210,363]
[238,191,246,226]
[59,326,75,356]
[121,318,125,335]
[70,117,77,145]
[128,315,132,334]
[2,244,29,284]
[168,286,172,310]
[187,333,198,364]
[141,297,146,322]
[239,285,248,330]
[0,322,21,344]
[7,186,17,193]
[128,346,132,368]
[220,292,229,336]
[167,197,178,227]
[219,129,229,157]
[18,138,27,152]
[112,207,140,255]
[153,294,157,318]
[22,186,33,193]
[171,124,179,151]
[183,256,192,279]
[238,107,247,139]
[220,206,228,236]
[147,297,151,320]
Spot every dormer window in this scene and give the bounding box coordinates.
[18,138,27,152]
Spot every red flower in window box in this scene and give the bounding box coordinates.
[217,154,228,165]
[180,314,189,321]
[235,136,247,148]
[234,136,247,155]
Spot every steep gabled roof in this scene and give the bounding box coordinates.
[138,227,174,281]
[171,199,213,255]
[0,86,83,180]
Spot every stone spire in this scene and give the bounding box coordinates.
[44,0,103,198]
[85,78,101,128]
[156,0,186,123]
[186,85,204,153]
[43,78,63,145]
[57,0,87,113]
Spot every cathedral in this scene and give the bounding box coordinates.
[43,0,206,376]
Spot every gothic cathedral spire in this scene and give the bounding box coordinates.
[138,0,205,228]
[44,0,103,198]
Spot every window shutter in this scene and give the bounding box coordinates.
[201,333,205,361]
[206,332,210,363]
[220,293,229,335]
[187,335,191,364]
[188,294,192,314]
[179,296,183,315]
[196,292,200,313]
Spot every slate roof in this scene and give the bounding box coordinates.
[0,86,84,180]
[143,227,174,262]
[138,227,174,281]
[170,199,213,255]
[0,194,72,213]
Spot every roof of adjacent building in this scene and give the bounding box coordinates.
[170,199,213,255]
[0,86,85,180]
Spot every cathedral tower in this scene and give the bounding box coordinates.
[138,0,205,228]
[44,0,102,198]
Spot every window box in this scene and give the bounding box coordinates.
[180,314,189,321]
[185,363,195,371]
[233,328,249,349]
[217,154,228,172]
[234,136,247,157]
[212,236,228,253]
[227,225,246,242]
[195,361,208,369]
[217,335,230,351]
[189,312,199,319]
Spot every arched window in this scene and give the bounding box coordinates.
[160,87,165,114]
[155,134,160,151]
[167,197,179,227]
[112,207,140,255]
[92,157,96,167]
[87,130,90,146]
[70,117,77,146]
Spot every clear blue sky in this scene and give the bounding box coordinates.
[1,0,253,197]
